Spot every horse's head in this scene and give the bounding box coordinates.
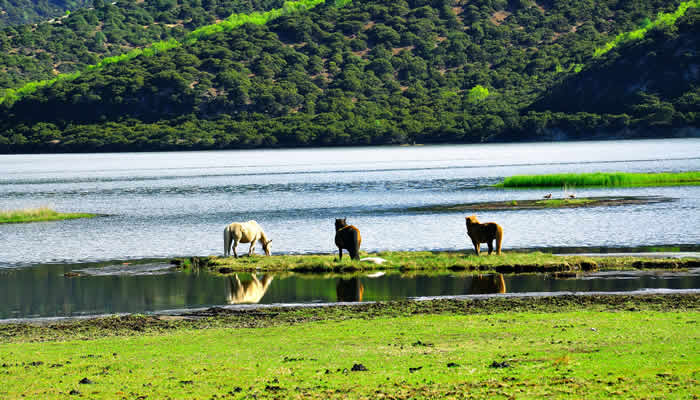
[262,239,272,256]
[335,218,347,230]
[465,215,479,227]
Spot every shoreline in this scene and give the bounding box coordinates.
[2,289,699,326]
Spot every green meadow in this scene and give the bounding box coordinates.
[497,171,700,188]
[0,207,97,224]
[0,295,697,399]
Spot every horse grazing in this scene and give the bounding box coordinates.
[223,220,272,258]
[334,218,362,260]
[226,274,274,304]
[465,215,503,255]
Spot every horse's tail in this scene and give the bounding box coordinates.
[495,224,503,255]
[223,226,231,257]
[349,227,361,260]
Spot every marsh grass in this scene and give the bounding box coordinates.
[187,250,695,274]
[497,171,700,188]
[0,207,97,224]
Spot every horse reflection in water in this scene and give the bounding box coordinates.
[469,274,506,294]
[226,274,274,304]
[336,277,364,302]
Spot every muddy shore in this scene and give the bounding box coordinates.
[0,293,697,341]
[407,195,674,212]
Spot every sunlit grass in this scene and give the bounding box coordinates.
[594,0,700,58]
[496,171,700,188]
[0,207,97,224]
[0,303,697,399]
[186,250,695,274]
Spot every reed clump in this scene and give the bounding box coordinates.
[497,171,700,188]
[0,207,96,224]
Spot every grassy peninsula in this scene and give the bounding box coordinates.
[0,295,697,399]
[178,251,699,275]
[0,207,97,224]
[497,171,700,188]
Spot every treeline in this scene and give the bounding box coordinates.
[0,0,698,153]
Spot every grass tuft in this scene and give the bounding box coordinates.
[0,207,97,224]
[496,171,700,188]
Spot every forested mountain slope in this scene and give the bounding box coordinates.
[0,0,284,89]
[531,8,699,130]
[0,0,697,153]
[0,0,91,27]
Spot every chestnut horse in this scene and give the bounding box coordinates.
[334,218,361,260]
[465,215,503,255]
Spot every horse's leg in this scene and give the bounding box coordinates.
[487,240,494,255]
[233,240,239,258]
[338,247,343,261]
[350,245,359,260]
[496,230,503,255]
[472,240,480,256]
[249,241,255,256]
[224,228,230,257]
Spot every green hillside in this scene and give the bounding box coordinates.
[0,0,92,27]
[531,6,699,130]
[0,0,697,153]
[0,0,285,89]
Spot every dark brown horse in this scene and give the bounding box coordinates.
[334,218,362,260]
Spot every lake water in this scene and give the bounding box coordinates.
[2,262,699,319]
[1,138,700,319]
[1,139,699,267]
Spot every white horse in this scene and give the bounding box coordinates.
[223,220,272,258]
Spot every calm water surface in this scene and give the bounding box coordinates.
[1,139,699,267]
[2,262,699,319]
